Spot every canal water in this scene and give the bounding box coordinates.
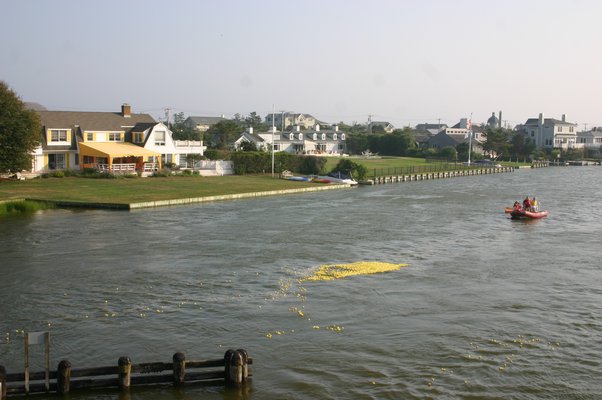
[1,166,602,399]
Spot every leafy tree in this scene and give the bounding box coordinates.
[346,134,369,155]
[439,146,458,161]
[0,82,41,172]
[206,120,242,149]
[330,159,368,180]
[244,111,268,131]
[483,127,512,158]
[239,140,258,151]
[171,112,202,140]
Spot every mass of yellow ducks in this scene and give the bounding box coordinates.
[303,261,408,282]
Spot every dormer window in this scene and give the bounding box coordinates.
[333,133,338,140]
[313,133,317,140]
[298,133,303,140]
[289,133,294,140]
[341,133,346,140]
[108,132,122,141]
[321,133,326,140]
[50,129,68,142]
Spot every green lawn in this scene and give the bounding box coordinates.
[0,175,327,204]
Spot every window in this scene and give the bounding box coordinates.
[155,130,166,145]
[569,127,574,132]
[321,133,326,140]
[133,132,144,143]
[108,132,122,141]
[333,133,338,140]
[274,144,280,151]
[86,132,94,141]
[313,133,317,140]
[341,133,346,140]
[83,155,94,164]
[289,133,294,140]
[298,133,303,140]
[558,126,563,132]
[48,153,65,169]
[50,130,68,142]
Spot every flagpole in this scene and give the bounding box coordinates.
[271,104,275,177]
[467,113,473,165]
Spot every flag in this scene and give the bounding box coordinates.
[466,118,472,131]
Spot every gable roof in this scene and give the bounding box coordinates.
[37,110,155,132]
[186,116,226,125]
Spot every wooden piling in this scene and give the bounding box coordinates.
[172,352,185,386]
[118,356,131,390]
[1,365,7,400]
[236,349,249,381]
[57,360,71,395]
[226,351,244,387]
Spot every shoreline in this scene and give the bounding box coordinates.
[22,183,353,211]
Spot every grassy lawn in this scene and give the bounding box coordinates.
[0,175,327,204]
[0,156,528,206]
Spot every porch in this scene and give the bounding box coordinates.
[79,142,161,173]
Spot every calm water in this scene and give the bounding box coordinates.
[1,167,602,399]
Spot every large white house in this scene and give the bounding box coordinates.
[31,104,206,174]
[518,113,578,150]
[234,125,347,156]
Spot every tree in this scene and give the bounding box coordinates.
[0,82,41,173]
[206,120,242,149]
[171,112,201,141]
[482,127,512,158]
[244,111,268,131]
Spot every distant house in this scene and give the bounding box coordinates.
[414,123,447,136]
[184,116,227,132]
[234,125,347,155]
[576,128,602,152]
[371,121,395,133]
[265,112,318,130]
[31,104,205,174]
[517,113,578,150]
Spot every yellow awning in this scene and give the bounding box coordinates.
[79,142,160,158]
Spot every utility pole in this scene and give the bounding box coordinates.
[584,123,588,132]
[368,114,373,134]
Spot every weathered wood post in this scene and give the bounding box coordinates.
[0,365,7,400]
[236,349,249,382]
[57,360,71,395]
[172,352,186,386]
[227,351,244,387]
[223,349,235,385]
[118,356,132,391]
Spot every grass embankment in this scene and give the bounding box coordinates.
[0,199,55,216]
[0,175,329,205]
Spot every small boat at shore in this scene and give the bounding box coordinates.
[311,172,358,186]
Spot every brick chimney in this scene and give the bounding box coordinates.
[121,103,131,118]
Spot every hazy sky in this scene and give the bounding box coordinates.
[2,0,601,129]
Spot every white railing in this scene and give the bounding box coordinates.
[95,163,136,172]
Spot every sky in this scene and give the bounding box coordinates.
[2,0,601,129]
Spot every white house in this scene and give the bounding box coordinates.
[235,125,347,156]
[518,113,578,150]
[137,122,206,168]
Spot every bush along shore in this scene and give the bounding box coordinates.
[0,199,55,216]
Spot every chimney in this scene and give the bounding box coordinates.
[562,114,566,122]
[315,124,320,132]
[248,126,253,134]
[333,124,339,132]
[498,110,502,128]
[294,125,300,132]
[538,113,544,127]
[121,103,131,118]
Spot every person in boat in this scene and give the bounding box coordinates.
[523,196,531,211]
[531,197,539,212]
[513,201,522,211]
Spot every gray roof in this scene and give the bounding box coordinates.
[523,118,577,126]
[186,116,226,125]
[37,110,156,132]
